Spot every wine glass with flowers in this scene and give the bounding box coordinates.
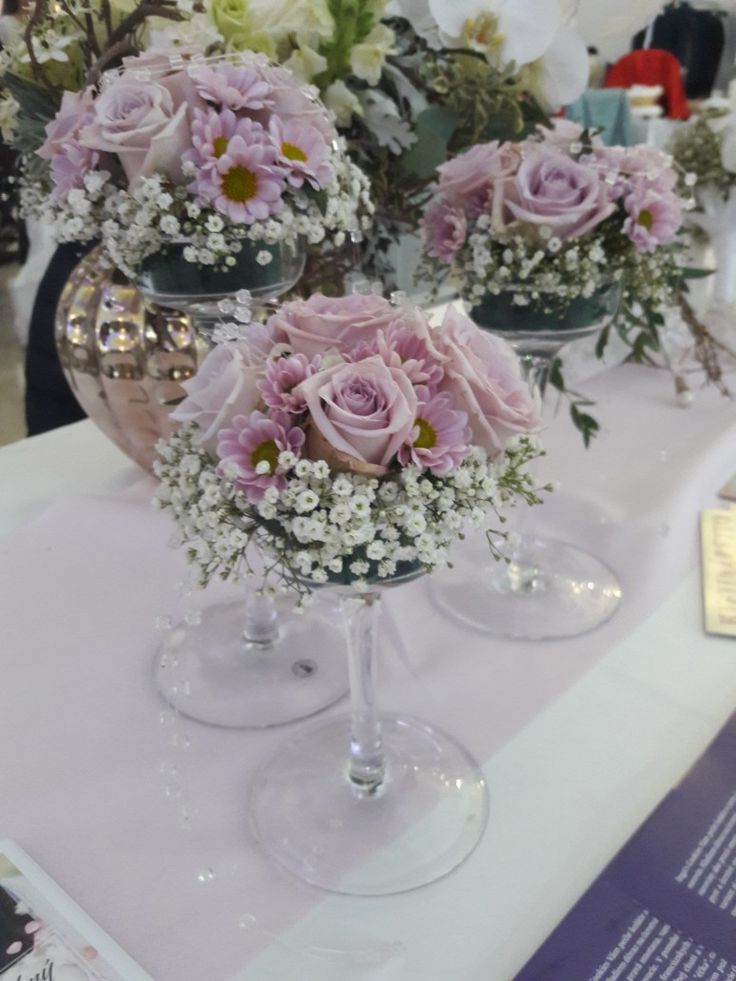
[420,121,692,639]
[156,291,543,893]
[29,46,373,329]
[28,44,381,725]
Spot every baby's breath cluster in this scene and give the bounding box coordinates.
[154,424,542,597]
[13,46,374,279]
[26,140,372,279]
[420,127,691,321]
[670,111,736,202]
[464,215,622,309]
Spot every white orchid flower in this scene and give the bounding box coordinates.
[427,0,561,67]
[523,26,588,111]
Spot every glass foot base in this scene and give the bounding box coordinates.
[431,537,622,640]
[156,599,349,728]
[249,713,489,895]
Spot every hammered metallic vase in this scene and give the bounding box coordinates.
[55,247,206,473]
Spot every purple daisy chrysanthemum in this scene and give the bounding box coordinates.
[397,386,471,476]
[420,199,467,262]
[345,340,378,364]
[269,119,334,190]
[375,321,445,390]
[259,353,321,414]
[623,185,682,253]
[189,64,274,112]
[184,108,270,173]
[194,134,287,223]
[216,410,305,502]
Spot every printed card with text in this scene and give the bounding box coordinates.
[516,711,736,981]
[0,841,152,980]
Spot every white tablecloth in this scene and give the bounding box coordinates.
[1,362,736,981]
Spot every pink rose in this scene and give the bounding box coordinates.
[170,341,261,454]
[298,356,417,475]
[437,142,520,218]
[434,307,541,456]
[38,89,95,160]
[496,148,614,240]
[79,78,192,186]
[268,293,400,360]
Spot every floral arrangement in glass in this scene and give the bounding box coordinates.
[154,291,543,594]
[0,0,587,293]
[670,97,736,322]
[670,100,736,203]
[14,47,371,278]
[419,122,725,438]
[343,0,589,285]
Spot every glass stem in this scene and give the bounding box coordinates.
[501,351,553,590]
[242,588,279,650]
[519,351,552,404]
[343,591,385,797]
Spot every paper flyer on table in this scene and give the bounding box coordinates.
[0,841,152,980]
[516,711,736,981]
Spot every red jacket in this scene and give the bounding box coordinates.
[604,49,690,120]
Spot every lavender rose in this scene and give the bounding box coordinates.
[268,293,400,360]
[436,141,520,218]
[497,148,614,240]
[38,90,99,198]
[79,79,192,186]
[171,341,261,454]
[434,307,541,456]
[38,89,95,160]
[50,143,98,199]
[297,356,417,475]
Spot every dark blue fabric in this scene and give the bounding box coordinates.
[633,3,725,99]
[24,242,89,436]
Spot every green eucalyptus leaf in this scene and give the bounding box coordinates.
[594,325,610,359]
[681,266,715,279]
[3,73,59,122]
[399,105,457,178]
[570,405,600,447]
[548,358,565,392]
[305,186,329,217]
[480,106,522,142]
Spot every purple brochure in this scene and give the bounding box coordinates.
[516,711,736,981]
